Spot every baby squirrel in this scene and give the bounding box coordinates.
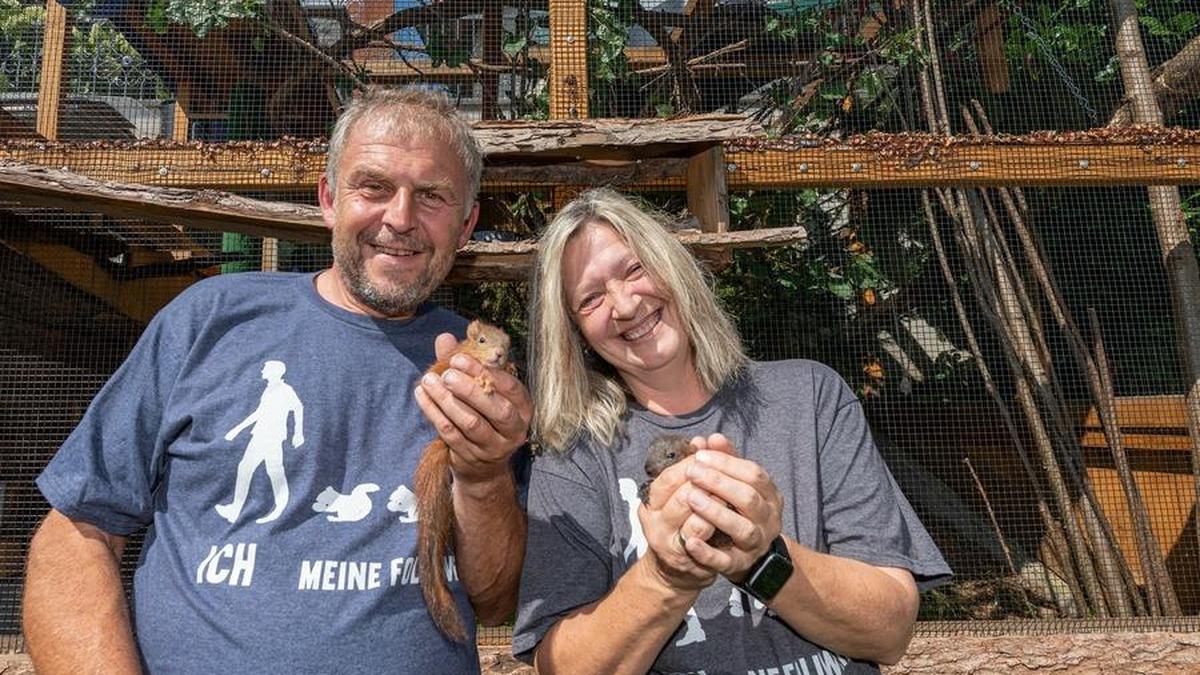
[414,320,516,642]
[639,434,733,548]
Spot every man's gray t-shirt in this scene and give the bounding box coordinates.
[513,360,950,674]
[37,272,482,673]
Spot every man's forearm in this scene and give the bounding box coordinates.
[453,472,526,624]
[768,539,919,665]
[23,509,141,675]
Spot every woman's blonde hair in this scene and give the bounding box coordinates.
[529,188,748,452]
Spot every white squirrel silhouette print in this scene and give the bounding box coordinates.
[386,484,420,522]
[313,484,381,522]
[215,360,305,525]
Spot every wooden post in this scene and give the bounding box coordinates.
[687,145,731,270]
[548,0,589,216]
[976,2,1010,94]
[37,0,69,140]
[482,4,502,120]
[173,80,191,142]
[548,0,588,120]
[686,146,728,234]
[261,237,279,271]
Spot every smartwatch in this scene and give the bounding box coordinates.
[735,535,793,603]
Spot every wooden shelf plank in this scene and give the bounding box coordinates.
[1080,395,1189,431]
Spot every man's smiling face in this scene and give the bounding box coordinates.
[318,116,478,318]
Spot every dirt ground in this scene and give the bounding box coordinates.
[480,631,1200,674]
[3,631,1196,673]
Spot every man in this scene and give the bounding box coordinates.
[22,87,530,673]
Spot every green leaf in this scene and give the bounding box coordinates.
[502,36,528,59]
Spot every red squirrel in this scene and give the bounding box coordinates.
[413,320,516,642]
[639,434,734,548]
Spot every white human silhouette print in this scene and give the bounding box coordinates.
[618,478,706,646]
[215,360,305,525]
[312,484,381,522]
[386,484,420,522]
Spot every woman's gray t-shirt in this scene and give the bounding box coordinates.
[513,360,951,674]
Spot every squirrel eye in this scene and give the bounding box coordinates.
[478,336,486,343]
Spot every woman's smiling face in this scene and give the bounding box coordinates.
[561,221,693,390]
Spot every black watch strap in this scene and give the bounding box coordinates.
[735,535,794,604]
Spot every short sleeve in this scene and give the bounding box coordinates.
[35,299,191,535]
[814,368,952,590]
[511,449,615,663]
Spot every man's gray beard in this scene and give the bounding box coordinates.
[334,245,440,317]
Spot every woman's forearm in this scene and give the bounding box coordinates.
[768,539,919,665]
[534,557,700,675]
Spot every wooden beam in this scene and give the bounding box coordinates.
[552,185,582,210]
[0,161,807,283]
[1081,395,1188,430]
[0,161,329,242]
[448,225,808,282]
[36,0,68,140]
[0,239,195,323]
[549,0,588,119]
[4,134,1200,192]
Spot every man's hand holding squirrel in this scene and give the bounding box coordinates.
[415,330,532,486]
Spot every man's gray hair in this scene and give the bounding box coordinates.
[325,86,483,209]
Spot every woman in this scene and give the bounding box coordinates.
[513,188,950,674]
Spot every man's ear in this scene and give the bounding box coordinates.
[318,173,336,230]
[457,201,481,248]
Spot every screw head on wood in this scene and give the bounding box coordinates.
[158,166,170,177]
[798,163,809,173]
[851,162,863,172]
[1078,159,1090,169]
[260,168,273,178]
[1177,158,1188,168]
[969,161,981,171]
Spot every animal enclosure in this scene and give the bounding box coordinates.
[1,0,1200,657]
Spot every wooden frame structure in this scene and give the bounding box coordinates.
[9,1,1200,307]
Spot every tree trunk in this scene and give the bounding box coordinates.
[1110,0,1200,572]
[1108,34,1200,127]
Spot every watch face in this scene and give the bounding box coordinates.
[751,552,793,601]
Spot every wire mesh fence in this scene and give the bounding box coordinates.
[1,0,1199,657]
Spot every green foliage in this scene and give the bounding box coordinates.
[0,0,43,91]
[503,7,550,119]
[145,0,264,37]
[587,0,635,117]
[418,20,472,69]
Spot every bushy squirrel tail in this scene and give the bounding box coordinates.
[415,438,466,642]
